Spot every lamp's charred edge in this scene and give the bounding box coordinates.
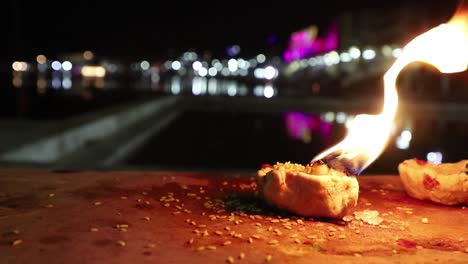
[311,154,364,176]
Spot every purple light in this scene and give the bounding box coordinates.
[283,21,339,62]
[226,45,241,57]
[267,34,278,45]
[284,112,333,143]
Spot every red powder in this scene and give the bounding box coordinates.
[414,158,427,165]
[398,239,417,248]
[423,174,440,190]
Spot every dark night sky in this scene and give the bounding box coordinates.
[3,0,459,61]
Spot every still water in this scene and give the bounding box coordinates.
[3,70,467,174]
[125,107,468,175]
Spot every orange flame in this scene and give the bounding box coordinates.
[312,3,468,174]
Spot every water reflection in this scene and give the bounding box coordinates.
[164,76,278,98]
[125,106,467,174]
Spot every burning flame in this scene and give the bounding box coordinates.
[312,3,468,174]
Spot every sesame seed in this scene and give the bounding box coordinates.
[273,229,282,235]
[215,231,223,236]
[306,235,317,239]
[45,204,54,208]
[164,203,170,207]
[196,246,205,251]
[94,201,102,206]
[265,255,272,262]
[223,241,232,246]
[239,252,245,259]
[143,216,151,221]
[248,237,253,243]
[188,238,194,244]
[338,235,346,239]
[116,240,126,247]
[252,234,260,239]
[90,227,99,232]
[294,238,301,244]
[268,239,279,245]
[207,245,217,250]
[121,196,128,200]
[224,226,231,231]
[12,230,20,235]
[226,256,235,263]
[421,218,429,224]
[146,243,156,248]
[12,239,22,246]
[48,193,55,197]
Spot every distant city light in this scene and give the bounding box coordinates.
[170,77,181,94]
[256,54,266,63]
[52,77,61,89]
[62,77,72,89]
[36,54,47,64]
[401,129,412,142]
[83,50,94,60]
[12,61,28,72]
[208,67,217,76]
[207,79,217,95]
[227,84,237,96]
[237,58,249,70]
[51,61,62,71]
[323,111,335,123]
[264,66,277,80]
[228,58,238,72]
[62,61,73,71]
[192,61,202,71]
[249,59,257,68]
[213,61,223,71]
[253,85,264,97]
[324,51,340,65]
[140,61,150,70]
[427,151,443,164]
[362,49,376,60]
[263,84,274,98]
[254,68,264,79]
[239,69,248,76]
[336,112,347,123]
[381,45,393,57]
[226,45,240,57]
[339,52,352,62]
[395,129,412,150]
[221,68,230,76]
[392,48,402,58]
[81,66,106,77]
[198,67,208,77]
[349,46,361,59]
[239,86,248,96]
[171,60,181,71]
